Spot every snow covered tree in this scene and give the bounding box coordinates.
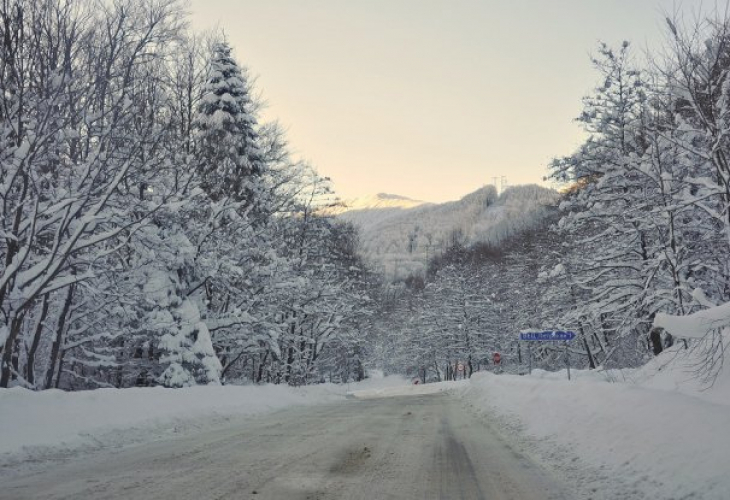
[548,41,657,367]
[0,0,191,388]
[142,225,222,387]
[194,40,264,208]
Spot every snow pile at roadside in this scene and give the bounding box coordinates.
[632,340,730,407]
[0,375,405,465]
[464,348,730,500]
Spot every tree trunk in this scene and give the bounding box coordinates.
[45,284,75,389]
[0,311,26,387]
[55,347,67,389]
[580,326,596,369]
[257,351,269,383]
[649,328,664,356]
[26,294,51,387]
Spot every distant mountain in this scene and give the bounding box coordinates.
[326,193,431,216]
[336,185,559,280]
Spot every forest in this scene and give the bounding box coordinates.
[0,0,378,389]
[2,0,730,391]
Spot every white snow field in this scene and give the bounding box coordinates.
[0,374,408,466]
[463,344,730,500]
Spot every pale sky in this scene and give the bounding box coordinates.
[188,0,704,202]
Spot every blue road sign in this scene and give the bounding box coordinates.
[520,330,576,341]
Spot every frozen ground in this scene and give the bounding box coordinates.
[463,344,730,500]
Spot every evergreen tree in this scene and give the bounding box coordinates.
[194,41,264,207]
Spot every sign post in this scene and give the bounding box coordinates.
[519,330,576,379]
[519,331,576,341]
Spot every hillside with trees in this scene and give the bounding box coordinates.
[338,184,559,280]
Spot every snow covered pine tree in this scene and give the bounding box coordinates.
[194,40,264,208]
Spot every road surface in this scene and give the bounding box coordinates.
[1,392,570,500]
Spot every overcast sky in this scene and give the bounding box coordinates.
[189,0,708,202]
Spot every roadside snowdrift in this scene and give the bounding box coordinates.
[465,346,730,500]
[0,375,408,465]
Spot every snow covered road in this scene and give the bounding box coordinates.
[1,391,570,500]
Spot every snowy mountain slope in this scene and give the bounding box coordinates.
[326,193,431,217]
[337,185,559,279]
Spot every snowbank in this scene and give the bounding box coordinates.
[0,375,407,465]
[464,349,730,499]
